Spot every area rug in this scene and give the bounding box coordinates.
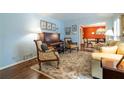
[31,51,93,79]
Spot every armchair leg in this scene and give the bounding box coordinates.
[39,62,41,71]
[57,60,60,69]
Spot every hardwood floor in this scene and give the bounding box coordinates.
[0,58,49,79]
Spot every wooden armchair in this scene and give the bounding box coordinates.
[64,38,79,53]
[34,40,60,71]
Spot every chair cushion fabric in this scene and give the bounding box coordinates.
[41,43,48,52]
[70,44,78,48]
[39,51,57,60]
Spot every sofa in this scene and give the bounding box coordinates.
[91,40,124,79]
[94,40,120,50]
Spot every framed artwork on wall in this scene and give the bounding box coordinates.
[72,25,77,34]
[40,20,47,30]
[65,27,71,35]
[47,22,52,30]
[40,19,58,31]
[52,23,56,31]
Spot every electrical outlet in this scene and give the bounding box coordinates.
[23,56,26,60]
[23,53,33,60]
[29,53,33,57]
[12,53,34,62]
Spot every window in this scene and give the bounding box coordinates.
[114,18,120,40]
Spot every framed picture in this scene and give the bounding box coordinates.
[40,20,47,30]
[47,22,52,30]
[65,27,71,35]
[72,25,77,34]
[52,23,56,31]
[72,25,77,31]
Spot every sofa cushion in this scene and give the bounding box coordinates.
[108,40,120,46]
[92,53,123,61]
[39,51,57,60]
[117,43,124,55]
[101,46,118,54]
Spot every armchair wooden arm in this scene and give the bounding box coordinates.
[116,56,124,69]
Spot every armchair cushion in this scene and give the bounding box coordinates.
[70,44,78,48]
[39,51,58,60]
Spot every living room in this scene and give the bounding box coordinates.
[0,13,124,79]
[1,0,124,93]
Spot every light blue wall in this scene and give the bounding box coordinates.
[0,38,2,67]
[64,18,113,44]
[0,13,114,68]
[0,16,3,67]
[0,13,64,68]
[0,38,1,67]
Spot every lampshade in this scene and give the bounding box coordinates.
[105,29,114,36]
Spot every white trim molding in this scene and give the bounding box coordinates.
[0,56,36,70]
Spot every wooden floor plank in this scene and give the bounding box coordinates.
[0,58,49,79]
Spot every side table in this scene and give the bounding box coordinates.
[101,56,124,79]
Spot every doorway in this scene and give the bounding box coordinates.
[79,23,106,52]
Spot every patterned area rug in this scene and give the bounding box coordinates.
[31,51,93,79]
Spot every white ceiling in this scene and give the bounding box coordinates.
[40,13,121,21]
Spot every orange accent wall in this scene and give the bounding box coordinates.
[82,26,105,39]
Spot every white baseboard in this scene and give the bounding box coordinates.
[0,56,37,70]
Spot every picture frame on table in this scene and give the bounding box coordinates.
[47,22,52,30]
[40,20,47,30]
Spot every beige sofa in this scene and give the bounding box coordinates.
[91,41,124,79]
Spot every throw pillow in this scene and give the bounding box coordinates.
[41,43,48,52]
[101,46,118,54]
[117,43,124,55]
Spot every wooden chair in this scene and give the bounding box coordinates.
[34,40,60,71]
[64,38,79,53]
